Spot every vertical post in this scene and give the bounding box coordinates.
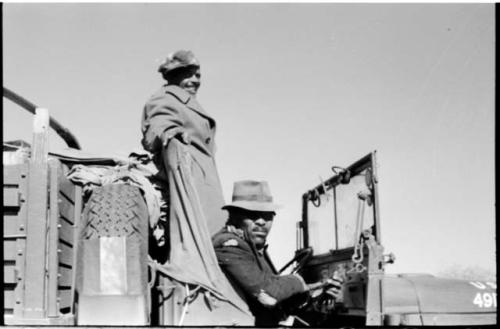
[365,274,384,325]
[333,187,338,250]
[70,186,83,315]
[22,108,49,319]
[301,193,309,248]
[365,230,386,325]
[47,161,60,317]
[371,151,382,243]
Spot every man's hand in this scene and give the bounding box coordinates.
[161,129,191,148]
[307,273,344,312]
[308,272,343,300]
[177,131,192,145]
[323,276,343,299]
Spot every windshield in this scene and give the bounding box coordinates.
[303,153,378,255]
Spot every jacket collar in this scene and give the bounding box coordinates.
[163,85,215,126]
[163,84,191,104]
[226,225,273,271]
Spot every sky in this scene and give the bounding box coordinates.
[3,3,495,277]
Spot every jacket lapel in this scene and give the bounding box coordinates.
[243,230,265,271]
[164,85,216,127]
[263,247,278,274]
[186,97,216,128]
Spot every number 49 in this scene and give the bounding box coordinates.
[473,292,497,308]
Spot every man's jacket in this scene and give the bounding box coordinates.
[141,84,217,157]
[141,85,226,235]
[213,226,307,325]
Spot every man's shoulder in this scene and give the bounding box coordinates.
[145,85,190,108]
[162,85,191,104]
[213,226,249,250]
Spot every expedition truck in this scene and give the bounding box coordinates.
[2,88,497,326]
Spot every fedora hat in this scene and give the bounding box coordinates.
[158,50,200,74]
[222,180,281,213]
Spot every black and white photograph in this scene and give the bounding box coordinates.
[2,1,496,327]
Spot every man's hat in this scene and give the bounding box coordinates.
[222,180,281,213]
[158,50,200,74]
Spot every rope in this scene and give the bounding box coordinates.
[178,284,190,326]
[3,142,29,150]
[349,194,367,273]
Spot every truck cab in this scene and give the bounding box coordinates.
[293,152,497,326]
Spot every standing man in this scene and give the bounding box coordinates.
[213,180,343,326]
[141,50,226,236]
[142,51,254,325]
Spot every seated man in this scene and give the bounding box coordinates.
[213,180,342,326]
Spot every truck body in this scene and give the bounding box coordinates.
[2,88,497,326]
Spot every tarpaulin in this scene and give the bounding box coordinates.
[153,139,253,324]
[59,142,252,324]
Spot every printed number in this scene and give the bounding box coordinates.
[473,292,497,308]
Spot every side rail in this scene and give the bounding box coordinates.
[3,108,82,324]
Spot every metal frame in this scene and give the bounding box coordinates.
[3,87,81,150]
[297,151,384,326]
[300,151,380,251]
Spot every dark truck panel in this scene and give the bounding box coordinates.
[3,118,82,325]
[3,164,29,317]
[384,275,497,325]
[3,160,82,324]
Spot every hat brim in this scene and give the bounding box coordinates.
[158,63,200,74]
[222,201,281,213]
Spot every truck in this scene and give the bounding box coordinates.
[2,87,497,326]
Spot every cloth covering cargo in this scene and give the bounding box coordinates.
[64,143,253,324]
[149,140,252,323]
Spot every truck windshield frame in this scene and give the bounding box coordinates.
[300,151,381,255]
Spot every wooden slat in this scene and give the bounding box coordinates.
[4,289,15,309]
[3,164,28,185]
[4,263,17,284]
[58,179,75,203]
[58,288,72,309]
[58,197,75,225]
[58,219,75,246]
[23,108,50,319]
[58,242,74,267]
[3,188,20,208]
[58,266,73,287]
[48,161,60,318]
[3,240,18,261]
[3,214,21,236]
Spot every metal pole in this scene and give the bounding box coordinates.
[3,87,81,150]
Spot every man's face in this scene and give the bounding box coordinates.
[167,66,201,95]
[232,209,275,249]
